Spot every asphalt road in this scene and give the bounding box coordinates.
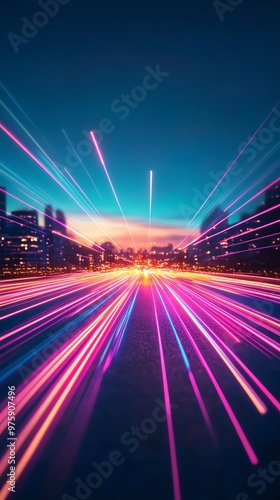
[0,271,279,500]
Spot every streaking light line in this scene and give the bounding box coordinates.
[180,101,280,237]
[64,168,126,250]
[90,131,137,252]
[0,187,104,252]
[157,277,267,414]
[224,160,280,212]
[149,170,153,246]
[161,281,259,464]
[151,284,181,500]
[62,128,101,196]
[0,124,115,247]
[186,204,280,249]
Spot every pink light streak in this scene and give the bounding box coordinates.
[151,284,182,500]
[178,101,280,242]
[90,130,137,252]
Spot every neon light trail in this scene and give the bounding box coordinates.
[0,109,279,500]
[0,270,279,499]
[1,3,280,499]
[0,107,279,500]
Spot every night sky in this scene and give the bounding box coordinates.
[1,0,280,248]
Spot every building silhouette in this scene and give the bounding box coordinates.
[189,181,280,273]
[1,210,46,271]
[0,194,74,276]
[0,182,278,277]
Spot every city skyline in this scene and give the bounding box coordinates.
[1,2,280,253]
[1,127,279,252]
[0,179,278,276]
[0,186,200,249]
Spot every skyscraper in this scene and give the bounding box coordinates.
[53,210,67,267]
[3,209,45,270]
[55,209,67,234]
[44,205,54,267]
[44,205,54,231]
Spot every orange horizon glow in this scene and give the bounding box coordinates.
[68,214,199,250]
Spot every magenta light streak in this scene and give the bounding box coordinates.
[172,280,240,342]
[0,124,117,247]
[0,187,104,252]
[187,204,280,249]
[226,231,280,249]
[90,130,107,168]
[162,281,260,464]
[185,176,279,249]
[0,88,54,152]
[0,123,68,193]
[0,188,65,233]
[151,285,182,500]
[186,173,279,248]
[0,161,52,208]
[223,219,280,243]
[224,163,280,212]
[64,169,125,250]
[0,277,79,310]
[217,243,280,258]
[151,277,218,443]
[52,231,101,253]
[0,283,97,339]
[163,281,267,414]
[0,208,51,239]
[177,102,280,242]
[224,177,280,220]
[1,268,279,492]
[90,131,137,252]
[0,278,140,483]
[195,284,279,333]
[0,214,24,228]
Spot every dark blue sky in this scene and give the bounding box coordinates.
[1,0,280,246]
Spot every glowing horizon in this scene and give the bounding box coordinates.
[68,213,198,250]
